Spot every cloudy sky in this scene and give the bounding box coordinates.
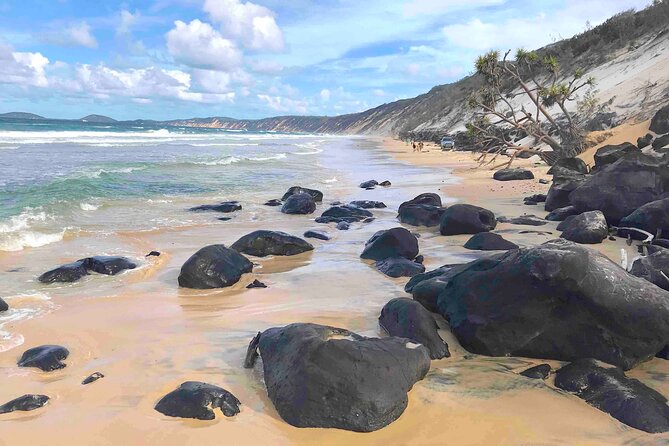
[0,0,652,120]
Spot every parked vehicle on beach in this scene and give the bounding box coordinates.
[440,136,455,151]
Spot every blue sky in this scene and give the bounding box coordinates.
[0,0,652,120]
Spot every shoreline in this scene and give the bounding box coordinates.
[1,136,668,445]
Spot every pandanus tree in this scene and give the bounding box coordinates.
[467,49,596,168]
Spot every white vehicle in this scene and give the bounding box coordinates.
[440,136,455,151]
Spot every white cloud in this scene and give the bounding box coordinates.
[320,89,331,101]
[373,89,386,97]
[117,9,140,36]
[203,0,284,52]
[192,69,232,93]
[257,94,308,113]
[43,22,97,48]
[166,20,242,71]
[403,0,506,17]
[0,43,50,87]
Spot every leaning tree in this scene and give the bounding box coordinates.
[466,49,597,168]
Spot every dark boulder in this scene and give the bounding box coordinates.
[38,261,88,283]
[82,372,104,385]
[464,232,519,251]
[520,364,551,380]
[361,228,419,261]
[281,186,323,202]
[244,323,430,432]
[404,264,460,294]
[189,201,241,213]
[545,175,587,211]
[18,345,69,371]
[493,168,534,181]
[497,215,547,226]
[556,215,577,231]
[593,143,637,171]
[546,206,579,221]
[439,204,496,236]
[350,200,386,209]
[638,133,654,149]
[146,251,161,257]
[398,204,445,227]
[264,199,283,207]
[304,230,330,241]
[0,298,7,312]
[379,180,392,187]
[359,180,379,189]
[379,298,450,359]
[81,256,137,275]
[337,221,350,231]
[653,134,669,151]
[178,245,253,289]
[155,382,241,420]
[281,193,316,215]
[523,194,547,205]
[246,279,268,289]
[433,239,669,370]
[650,104,669,135]
[401,193,442,208]
[547,158,588,175]
[231,231,313,257]
[569,152,669,223]
[619,198,669,238]
[374,257,425,278]
[560,210,608,244]
[630,248,669,291]
[555,359,669,433]
[317,205,373,224]
[408,265,470,313]
[414,255,424,264]
[0,395,49,414]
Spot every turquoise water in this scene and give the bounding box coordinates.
[0,118,346,251]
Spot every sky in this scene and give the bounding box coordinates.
[0,0,653,121]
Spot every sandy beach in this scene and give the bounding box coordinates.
[1,135,667,446]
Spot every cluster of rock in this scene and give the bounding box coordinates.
[38,256,137,284]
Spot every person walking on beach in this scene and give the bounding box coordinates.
[412,141,417,152]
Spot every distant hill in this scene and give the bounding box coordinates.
[80,114,117,123]
[0,112,45,120]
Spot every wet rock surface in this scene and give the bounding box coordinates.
[281,186,323,202]
[379,298,450,359]
[0,395,49,414]
[189,201,242,213]
[361,228,419,261]
[519,364,551,380]
[439,204,496,236]
[178,245,253,289]
[555,359,669,433]
[464,232,519,251]
[281,193,317,215]
[560,210,609,244]
[374,257,426,278]
[18,345,69,371]
[245,323,430,432]
[231,230,313,257]
[155,382,241,420]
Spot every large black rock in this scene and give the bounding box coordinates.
[653,134,669,151]
[493,168,534,181]
[630,248,669,291]
[520,364,551,380]
[555,359,669,433]
[281,193,316,215]
[398,204,445,227]
[439,204,496,235]
[379,298,450,359]
[38,256,136,283]
[560,210,608,244]
[231,231,313,257]
[18,345,69,371]
[0,298,8,312]
[374,257,425,278]
[281,186,323,202]
[0,395,49,414]
[304,230,330,241]
[155,382,241,420]
[81,256,137,275]
[317,205,373,224]
[619,198,669,238]
[401,193,442,208]
[464,232,519,251]
[433,239,669,370]
[178,245,253,289]
[547,158,588,175]
[593,143,637,171]
[38,261,89,283]
[407,265,470,313]
[359,180,379,189]
[650,104,669,135]
[497,215,547,226]
[569,152,669,223]
[189,201,242,213]
[545,175,587,212]
[245,323,430,432]
[546,206,579,221]
[361,228,419,261]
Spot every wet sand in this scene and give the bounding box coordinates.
[1,137,668,445]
